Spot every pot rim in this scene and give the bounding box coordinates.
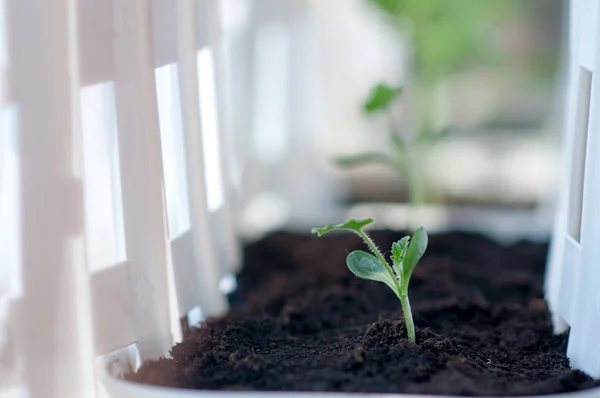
[97,344,600,398]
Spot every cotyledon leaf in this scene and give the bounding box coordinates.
[346,250,399,294]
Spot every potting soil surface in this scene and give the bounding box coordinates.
[130,230,600,396]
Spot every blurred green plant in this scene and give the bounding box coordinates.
[335,83,448,204]
[334,0,519,204]
[369,0,517,84]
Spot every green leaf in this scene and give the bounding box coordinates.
[403,227,428,283]
[391,236,410,277]
[417,126,451,143]
[311,218,374,237]
[346,250,399,293]
[333,153,392,168]
[368,0,406,16]
[389,130,406,153]
[363,83,402,114]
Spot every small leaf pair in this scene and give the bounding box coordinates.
[312,217,427,342]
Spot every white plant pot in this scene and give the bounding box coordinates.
[97,345,600,398]
[97,205,600,398]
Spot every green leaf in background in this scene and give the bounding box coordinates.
[346,250,399,293]
[333,152,393,168]
[417,126,451,143]
[367,0,518,83]
[389,130,406,152]
[369,0,406,16]
[363,83,402,114]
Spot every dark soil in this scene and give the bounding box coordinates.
[129,230,600,395]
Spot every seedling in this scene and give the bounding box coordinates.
[311,218,427,342]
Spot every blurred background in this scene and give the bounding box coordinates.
[0,0,569,270]
[228,0,567,234]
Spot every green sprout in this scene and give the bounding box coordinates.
[312,217,427,343]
